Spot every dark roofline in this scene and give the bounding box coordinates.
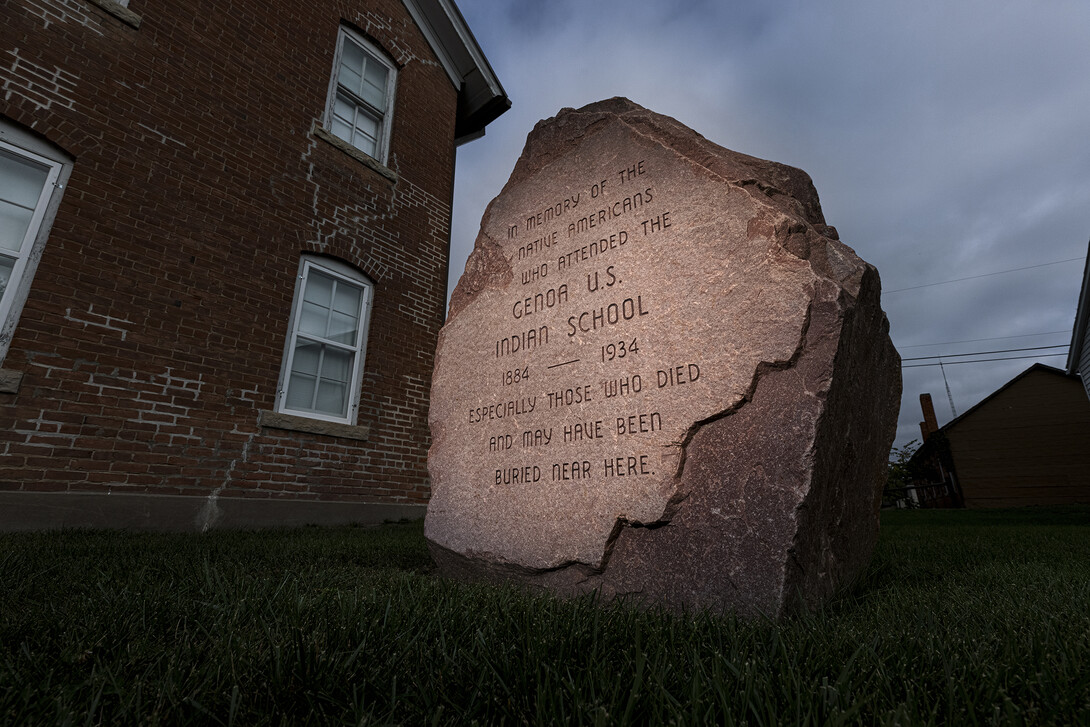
[1067,238,1090,375]
[933,363,1075,435]
[402,0,510,143]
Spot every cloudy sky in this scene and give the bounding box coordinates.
[447,0,1090,449]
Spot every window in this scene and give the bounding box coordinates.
[277,256,373,424]
[325,27,397,163]
[0,121,71,363]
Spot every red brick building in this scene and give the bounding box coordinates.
[0,0,507,529]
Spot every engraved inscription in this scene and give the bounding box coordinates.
[563,419,604,442]
[586,265,618,293]
[602,373,643,398]
[501,366,529,386]
[657,363,701,388]
[602,455,653,477]
[616,411,662,436]
[547,385,592,409]
[495,325,549,358]
[522,427,553,447]
[519,230,558,260]
[600,337,638,363]
[567,188,653,237]
[497,465,542,484]
[469,396,537,424]
[512,284,568,319]
[557,231,629,271]
[552,460,592,481]
[616,160,646,184]
[566,296,649,337]
[451,152,711,513]
[526,194,580,231]
[639,211,672,236]
[521,262,548,285]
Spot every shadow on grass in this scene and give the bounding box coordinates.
[2,507,1088,725]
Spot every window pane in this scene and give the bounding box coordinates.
[362,61,387,109]
[279,256,371,422]
[327,32,393,161]
[363,60,387,91]
[315,380,347,416]
[0,200,34,253]
[352,112,379,156]
[331,118,354,144]
[334,95,356,123]
[299,270,333,335]
[328,311,358,344]
[0,149,49,209]
[333,282,361,315]
[286,372,317,410]
[290,340,322,376]
[304,270,334,306]
[339,66,363,97]
[299,300,329,336]
[320,347,352,382]
[355,111,379,137]
[361,84,384,111]
[0,256,13,299]
[0,150,49,253]
[341,40,366,77]
[352,133,376,158]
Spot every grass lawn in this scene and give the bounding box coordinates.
[2,507,1088,725]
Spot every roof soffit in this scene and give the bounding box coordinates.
[401,0,509,136]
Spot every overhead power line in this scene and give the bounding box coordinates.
[899,330,1070,349]
[902,352,1067,369]
[901,344,1068,362]
[885,257,1083,293]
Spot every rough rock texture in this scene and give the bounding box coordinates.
[426,98,901,618]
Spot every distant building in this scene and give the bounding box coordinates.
[1067,239,1090,400]
[0,0,508,529]
[908,365,1090,508]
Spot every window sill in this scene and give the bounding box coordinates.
[85,0,142,28]
[312,124,398,184]
[258,410,370,442]
[0,368,22,394]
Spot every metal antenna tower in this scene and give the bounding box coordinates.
[939,360,957,418]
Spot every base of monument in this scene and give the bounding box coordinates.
[0,491,425,532]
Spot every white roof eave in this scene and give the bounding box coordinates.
[402,0,509,136]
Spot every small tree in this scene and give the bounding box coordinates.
[883,439,920,508]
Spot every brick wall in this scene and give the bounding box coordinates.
[0,0,460,522]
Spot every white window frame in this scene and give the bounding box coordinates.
[276,256,374,425]
[324,26,397,164]
[0,120,73,364]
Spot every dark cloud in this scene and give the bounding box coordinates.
[449,0,1090,450]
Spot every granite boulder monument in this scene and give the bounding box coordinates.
[425,98,901,617]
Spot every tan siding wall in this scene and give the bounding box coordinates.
[949,370,1090,507]
[1080,326,1090,400]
